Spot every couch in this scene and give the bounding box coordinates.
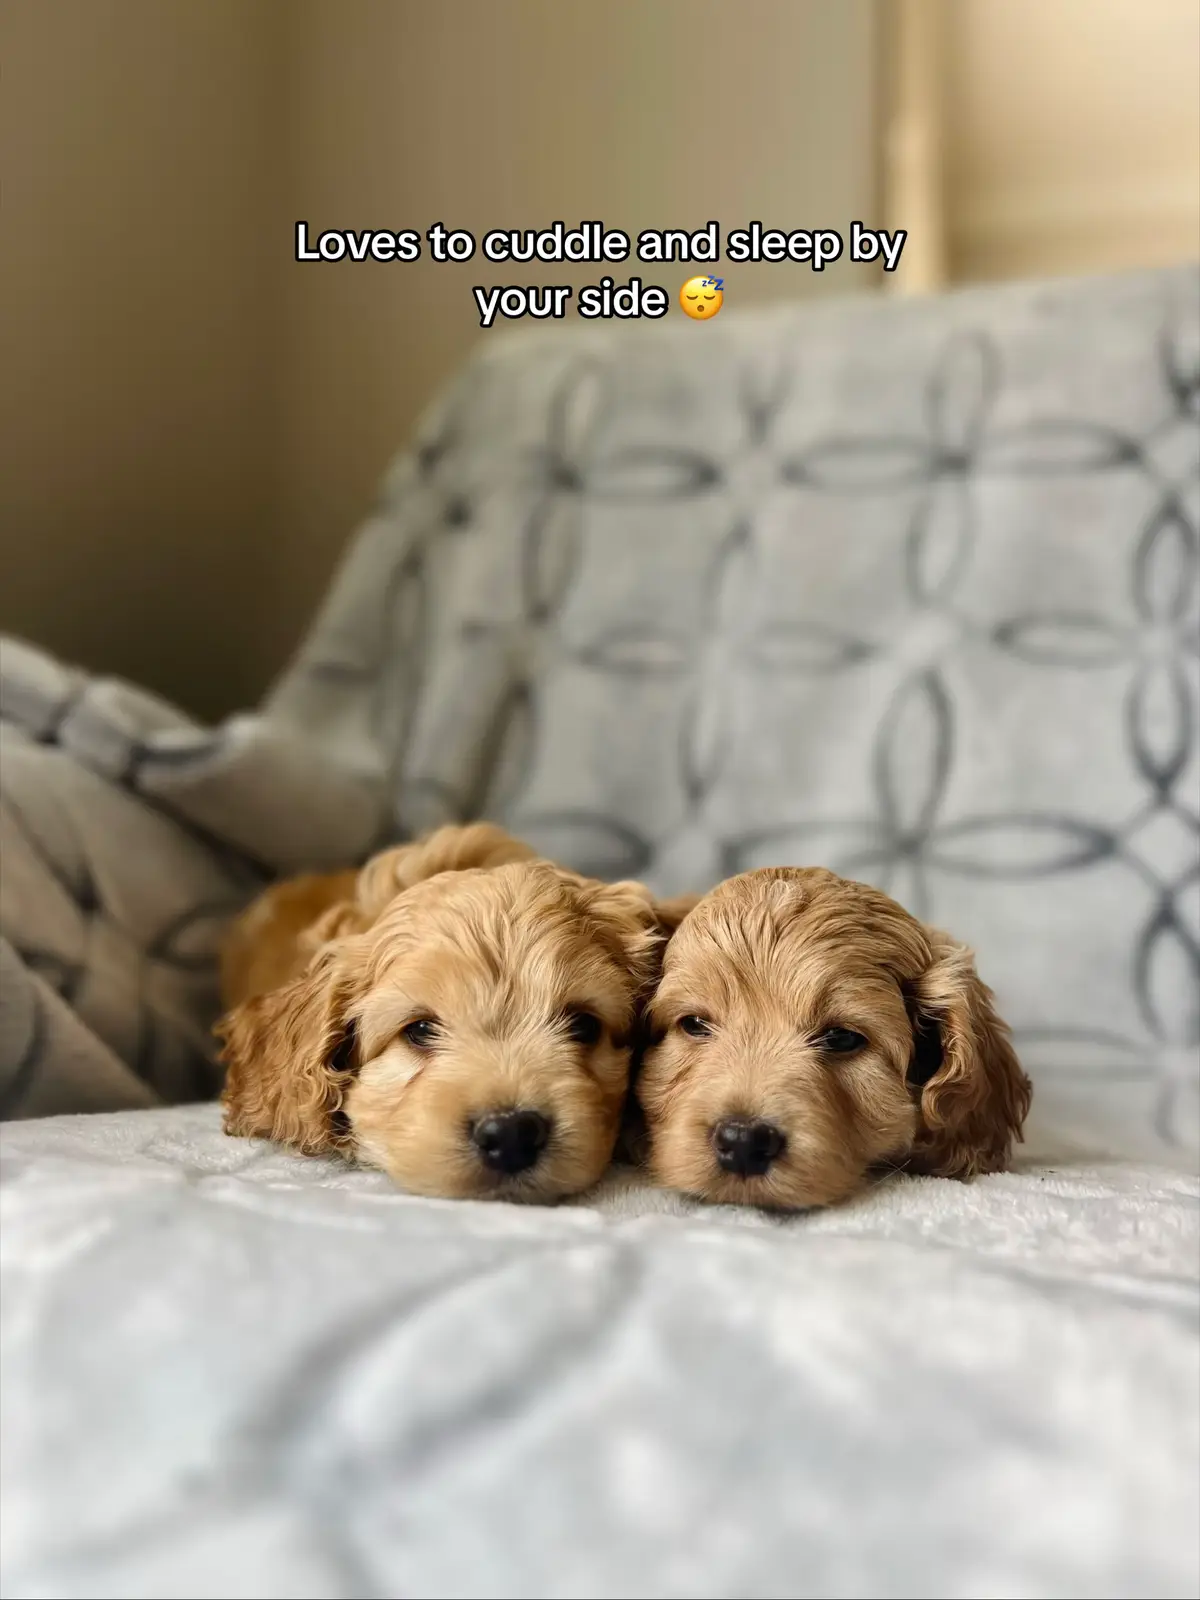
[2,264,1197,1599]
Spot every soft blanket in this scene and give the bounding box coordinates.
[1,1095,1196,1600]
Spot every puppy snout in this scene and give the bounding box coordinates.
[471,1109,550,1175]
[712,1118,785,1177]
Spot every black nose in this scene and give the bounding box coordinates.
[471,1109,550,1175]
[712,1118,785,1177]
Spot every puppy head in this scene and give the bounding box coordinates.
[219,861,664,1201]
[639,867,1031,1210]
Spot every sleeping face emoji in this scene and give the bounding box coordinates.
[679,275,724,319]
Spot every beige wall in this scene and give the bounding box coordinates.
[944,0,1200,284]
[4,1,1197,717]
[269,0,880,686]
[0,0,282,721]
[0,0,879,718]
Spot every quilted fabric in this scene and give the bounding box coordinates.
[0,640,384,1115]
[1,1103,1197,1600]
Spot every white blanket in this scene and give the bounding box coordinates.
[2,1096,1196,1600]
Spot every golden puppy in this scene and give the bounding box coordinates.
[638,866,1031,1210]
[217,824,667,1202]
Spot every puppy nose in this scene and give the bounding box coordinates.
[471,1109,550,1174]
[712,1118,785,1177]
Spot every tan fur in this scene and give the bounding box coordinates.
[216,824,668,1202]
[219,822,538,1008]
[639,866,1032,1210]
[220,868,360,1007]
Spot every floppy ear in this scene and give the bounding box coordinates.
[577,879,669,996]
[576,880,673,1169]
[219,868,360,1008]
[904,931,1032,1180]
[299,899,369,955]
[571,884,703,1026]
[354,823,539,923]
[216,949,360,1156]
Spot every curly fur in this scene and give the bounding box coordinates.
[639,866,1032,1209]
[216,825,670,1202]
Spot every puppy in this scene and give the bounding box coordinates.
[217,823,667,1203]
[638,866,1032,1210]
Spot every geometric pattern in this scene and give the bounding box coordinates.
[0,641,379,1118]
[295,265,1193,1153]
[2,264,1197,1153]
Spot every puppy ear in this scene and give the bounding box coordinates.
[216,949,360,1156]
[577,879,669,995]
[219,868,360,1008]
[299,899,369,954]
[354,823,539,923]
[904,931,1032,1180]
[596,886,698,1168]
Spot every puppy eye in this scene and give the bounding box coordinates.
[565,1010,603,1047]
[678,1014,713,1039]
[816,1027,868,1055]
[329,1020,358,1074]
[401,1019,440,1050]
